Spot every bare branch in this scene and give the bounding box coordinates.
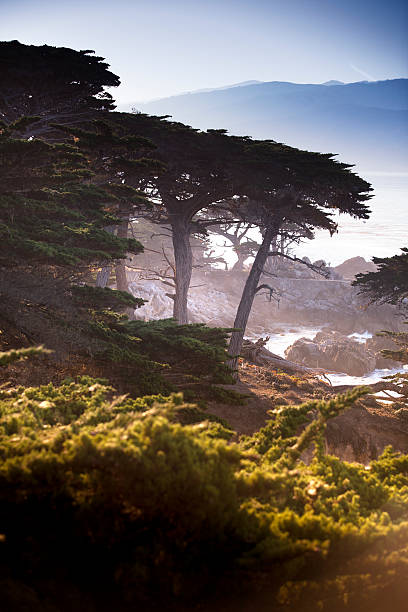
[161,246,176,275]
[268,251,330,278]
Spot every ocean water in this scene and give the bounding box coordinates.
[324,366,408,388]
[262,326,321,357]
[295,172,408,266]
[244,326,321,358]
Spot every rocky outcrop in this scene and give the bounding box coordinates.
[129,278,238,327]
[365,334,401,369]
[128,267,400,338]
[334,256,377,280]
[129,280,173,320]
[325,403,408,463]
[254,274,398,333]
[285,331,377,375]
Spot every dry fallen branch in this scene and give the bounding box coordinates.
[241,337,334,375]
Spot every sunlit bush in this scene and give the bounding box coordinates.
[0,377,407,610]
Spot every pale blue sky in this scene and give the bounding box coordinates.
[1,0,407,103]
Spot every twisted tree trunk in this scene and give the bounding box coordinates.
[171,217,192,324]
[95,265,112,288]
[227,224,278,373]
[95,219,130,292]
[95,225,115,288]
[231,249,247,273]
[115,218,130,293]
[241,338,333,375]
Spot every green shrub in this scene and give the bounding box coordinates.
[0,346,50,366]
[0,379,407,610]
[85,315,236,395]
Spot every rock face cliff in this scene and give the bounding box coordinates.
[129,278,236,327]
[129,267,400,337]
[334,256,377,280]
[284,331,375,376]
[284,331,402,376]
[325,402,408,463]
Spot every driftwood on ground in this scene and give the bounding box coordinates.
[241,339,406,402]
[241,337,332,375]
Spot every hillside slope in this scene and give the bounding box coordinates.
[133,79,408,171]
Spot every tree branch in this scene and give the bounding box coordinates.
[268,251,330,277]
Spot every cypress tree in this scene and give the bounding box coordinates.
[0,40,120,133]
[0,119,142,268]
[51,118,165,292]
[353,247,408,307]
[225,144,372,370]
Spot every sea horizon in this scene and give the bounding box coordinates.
[294,170,408,265]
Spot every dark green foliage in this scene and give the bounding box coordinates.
[0,378,407,610]
[171,404,233,437]
[205,384,249,405]
[0,123,141,268]
[51,119,165,221]
[71,285,145,310]
[353,247,408,307]
[123,319,235,381]
[52,119,162,179]
[0,40,120,126]
[1,271,234,400]
[244,387,369,460]
[85,315,236,394]
[354,252,408,412]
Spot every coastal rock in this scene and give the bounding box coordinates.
[128,267,401,338]
[130,278,237,327]
[130,280,173,320]
[366,334,401,369]
[284,331,376,375]
[334,256,377,280]
[325,404,408,463]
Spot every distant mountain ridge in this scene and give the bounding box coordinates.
[128,79,408,171]
[181,80,263,94]
[322,80,345,86]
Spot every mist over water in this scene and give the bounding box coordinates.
[295,172,408,265]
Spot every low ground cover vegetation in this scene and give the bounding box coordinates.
[1,364,407,611]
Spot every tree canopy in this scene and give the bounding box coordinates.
[223,148,372,370]
[50,118,167,290]
[0,40,120,136]
[102,114,372,324]
[0,119,141,268]
[353,247,408,307]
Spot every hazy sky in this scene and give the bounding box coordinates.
[1,0,407,104]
